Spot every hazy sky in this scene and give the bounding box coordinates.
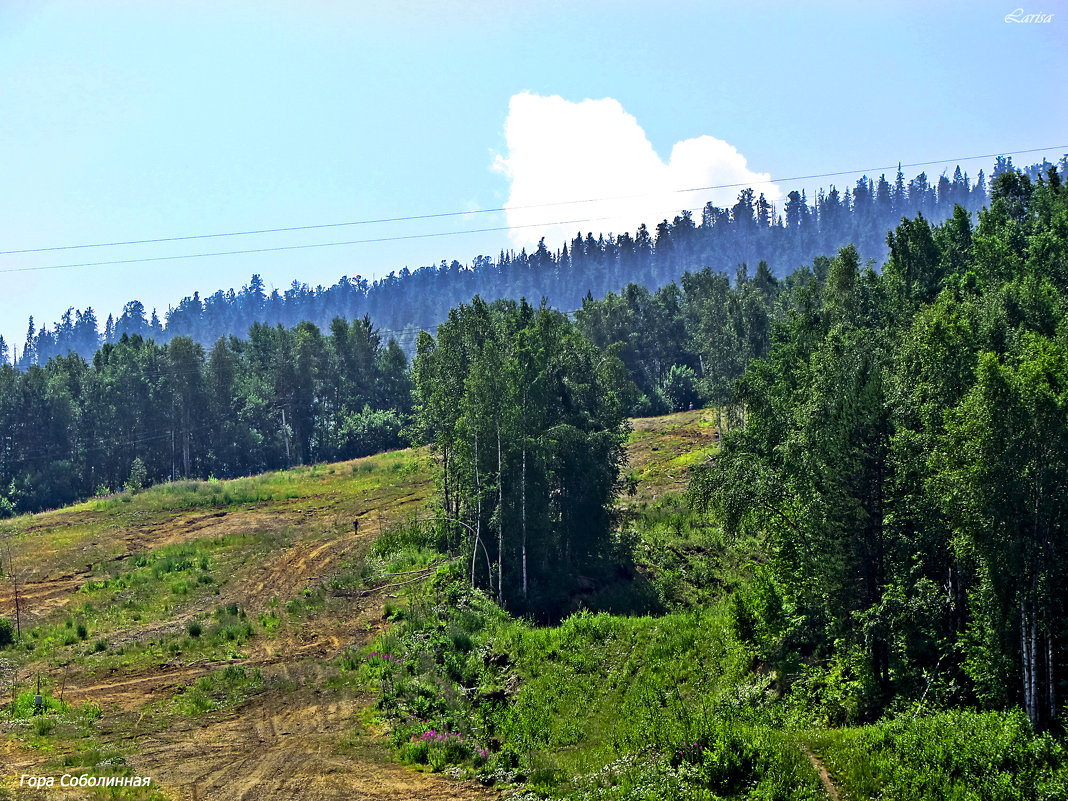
[1,0,1065,353]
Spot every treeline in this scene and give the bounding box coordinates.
[687,166,1068,731]
[0,255,798,517]
[13,157,1063,367]
[0,317,411,514]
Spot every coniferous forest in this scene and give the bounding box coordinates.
[1,157,1059,516]
[13,157,1062,369]
[2,159,1068,797]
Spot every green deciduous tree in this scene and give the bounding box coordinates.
[412,298,629,614]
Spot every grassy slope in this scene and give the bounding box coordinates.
[351,414,1067,800]
[3,410,1063,800]
[0,449,485,801]
[0,412,719,799]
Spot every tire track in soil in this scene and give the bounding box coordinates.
[1,464,487,800]
[802,746,841,801]
[130,688,497,801]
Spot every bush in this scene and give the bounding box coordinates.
[187,620,203,638]
[660,363,700,411]
[338,406,407,458]
[811,709,1068,801]
[403,730,470,769]
[0,616,15,647]
[125,457,148,492]
[630,391,670,418]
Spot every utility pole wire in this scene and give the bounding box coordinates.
[0,145,1063,257]
[0,216,615,275]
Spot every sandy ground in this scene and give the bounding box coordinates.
[2,471,496,800]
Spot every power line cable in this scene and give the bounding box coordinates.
[7,141,1065,278]
[0,145,1064,257]
[0,217,617,275]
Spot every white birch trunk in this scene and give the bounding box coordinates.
[1021,599,1029,723]
[497,422,503,604]
[1022,597,1034,725]
[521,443,527,599]
[1049,633,1056,723]
[1030,608,1038,724]
[471,433,482,590]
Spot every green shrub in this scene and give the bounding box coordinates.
[660,363,700,411]
[0,616,14,647]
[811,709,1068,801]
[403,729,470,770]
[125,457,148,492]
[34,717,55,736]
[338,406,407,458]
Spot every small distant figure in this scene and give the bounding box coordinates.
[688,402,694,411]
[353,518,359,534]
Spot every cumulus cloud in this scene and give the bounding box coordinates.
[493,92,781,250]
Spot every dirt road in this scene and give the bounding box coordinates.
[1,461,496,800]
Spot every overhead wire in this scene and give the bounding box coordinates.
[0,144,1063,265]
[0,216,618,275]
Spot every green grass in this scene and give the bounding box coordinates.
[5,414,1065,800]
[0,447,428,577]
[355,484,1068,800]
[171,664,266,715]
[14,535,280,666]
[0,445,438,801]
[354,567,826,798]
[806,709,1068,801]
[81,450,423,516]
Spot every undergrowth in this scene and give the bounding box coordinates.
[359,504,1068,800]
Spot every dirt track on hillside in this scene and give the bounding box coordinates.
[131,687,494,801]
[1,467,497,800]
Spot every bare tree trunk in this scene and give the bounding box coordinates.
[471,433,483,590]
[1022,597,1034,725]
[521,442,527,600]
[442,444,450,550]
[183,429,190,478]
[1030,605,1038,725]
[280,409,291,468]
[1049,633,1056,724]
[497,422,503,605]
[478,532,493,589]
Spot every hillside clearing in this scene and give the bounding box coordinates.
[0,411,717,800]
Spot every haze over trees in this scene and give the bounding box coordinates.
[12,158,1060,367]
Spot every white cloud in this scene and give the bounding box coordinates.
[493,92,781,250]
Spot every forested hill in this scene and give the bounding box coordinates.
[9,156,1063,367]
[1,161,1064,525]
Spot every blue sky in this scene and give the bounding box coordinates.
[1,0,1065,354]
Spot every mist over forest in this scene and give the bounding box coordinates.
[8,156,1062,368]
